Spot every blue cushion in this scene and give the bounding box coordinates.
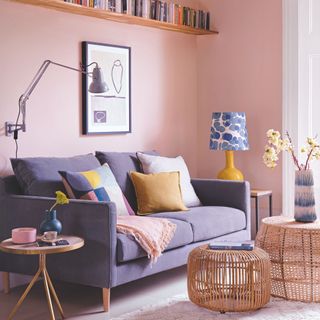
[151,206,246,242]
[117,218,193,262]
[11,154,101,197]
[95,151,158,212]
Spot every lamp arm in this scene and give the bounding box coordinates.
[20,59,97,105]
[15,59,98,133]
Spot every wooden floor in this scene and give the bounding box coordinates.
[0,266,187,319]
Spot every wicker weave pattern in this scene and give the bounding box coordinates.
[256,216,320,302]
[187,245,271,313]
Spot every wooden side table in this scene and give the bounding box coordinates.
[251,189,272,233]
[0,235,84,320]
[256,216,320,302]
[187,245,271,313]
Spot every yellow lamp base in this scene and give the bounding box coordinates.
[217,167,244,181]
[217,150,244,181]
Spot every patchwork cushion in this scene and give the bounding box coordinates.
[11,154,101,196]
[117,218,193,262]
[151,206,246,242]
[95,151,158,211]
[136,152,201,207]
[59,164,134,216]
[130,171,188,215]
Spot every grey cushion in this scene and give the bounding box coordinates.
[117,218,193,263]
[95,151,158,211]
[151,206,246,242]
[11,154,101,197]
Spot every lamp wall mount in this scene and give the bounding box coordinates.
[5,122,23,137]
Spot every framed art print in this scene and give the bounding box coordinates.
[82,41,131,134]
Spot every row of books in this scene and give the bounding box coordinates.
[208,241,255,251]
[63,0,211,30]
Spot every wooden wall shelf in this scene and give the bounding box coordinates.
[10,0,219,35]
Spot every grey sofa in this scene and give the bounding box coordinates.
[0,152,251,312]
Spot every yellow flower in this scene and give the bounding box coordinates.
[264,129,320,170]
[307,137,317,147]
[55,191,69,205]
[266,129,280,139]
[49,191,69,212]
[266,129,281,146]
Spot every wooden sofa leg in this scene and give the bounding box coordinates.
[102,288,110,312]
[3,272,10,294]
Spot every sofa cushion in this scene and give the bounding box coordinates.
[130,171,188,215]
[151,206,246,242]
[59,164,134,216]
[11,154,101,197]
[137,152,201,207]
[95,151,158,211]
[117,218,193,262]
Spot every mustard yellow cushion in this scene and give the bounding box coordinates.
[130,171,188,215]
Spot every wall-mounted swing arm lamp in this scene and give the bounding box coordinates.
[5,59,108,137]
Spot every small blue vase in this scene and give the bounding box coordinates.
[40,210,62,234]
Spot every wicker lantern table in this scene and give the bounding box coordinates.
[256,216,320,302]
[187,245,271,313]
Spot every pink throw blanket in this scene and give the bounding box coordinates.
[117,216,177,263]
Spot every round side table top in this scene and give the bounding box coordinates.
[0,235,84,255]
[191,244,268,260]
[261,216,320,230]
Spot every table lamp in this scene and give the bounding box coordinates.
[209,112,249,180]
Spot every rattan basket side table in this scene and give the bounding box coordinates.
[187,245,271,313]
[256,216,320,302]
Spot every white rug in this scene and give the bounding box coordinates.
[112,294,320,320]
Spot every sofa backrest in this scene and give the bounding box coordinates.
[11,154,101,197]
[4,152,157,212]
[0,175,22,196]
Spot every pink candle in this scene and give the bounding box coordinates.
[12,228,37,244]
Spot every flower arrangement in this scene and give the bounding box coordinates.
[263,129,320,170]
[49,191,69,212]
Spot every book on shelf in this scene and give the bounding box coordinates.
[116,0,122,13]
[63,0,211,30]
[208,241,254,251]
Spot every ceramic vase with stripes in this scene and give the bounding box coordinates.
[294,169,317,222]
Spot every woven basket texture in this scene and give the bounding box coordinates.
[187,245,271,312]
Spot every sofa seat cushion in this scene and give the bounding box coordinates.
[151,206,246,242]
[117,218,193,263]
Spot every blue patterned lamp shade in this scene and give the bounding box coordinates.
[210,112,249,151]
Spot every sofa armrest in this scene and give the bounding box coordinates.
[0,194,118,288]
[191,179,251,229]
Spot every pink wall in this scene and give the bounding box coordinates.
[197,0,283,214]
[0,1,198,176]
[0,0,282,290]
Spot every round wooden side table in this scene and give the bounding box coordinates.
[187,245,271,313]
[0,235,84,320]
[256,216,320,302]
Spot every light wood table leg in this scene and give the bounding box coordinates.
[7,267,42,320]
[45,269,64,319]
[43,267,55,320]
[7,254,65,320]
[102,288,110,312]
[3,272,10,294]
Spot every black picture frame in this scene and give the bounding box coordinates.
[82,41,131,134]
